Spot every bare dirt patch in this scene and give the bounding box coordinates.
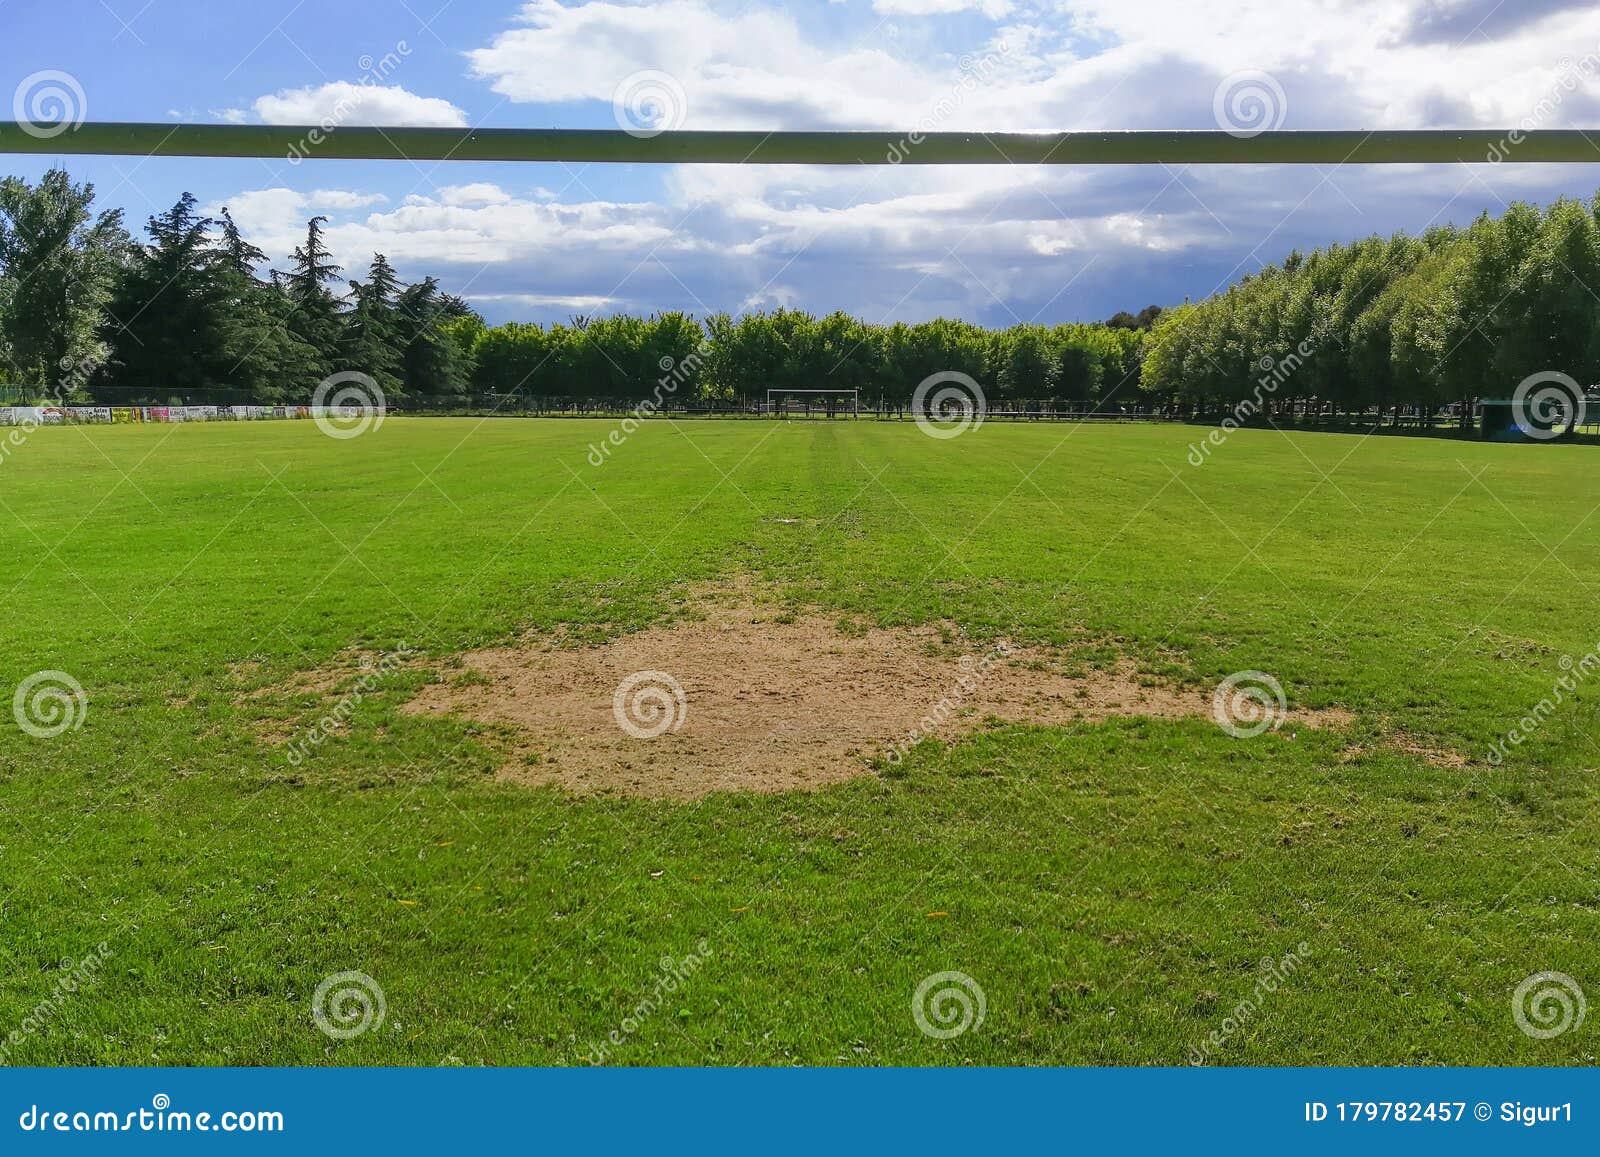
[240,647,410,701]
[399,584,1352,798]
[1391,737,1469,768]
[1340,735,1470,769]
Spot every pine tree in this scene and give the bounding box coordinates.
[395,277,473,397]
[339,254,404,395]
[217,206,266,280]
[283,215,344,379]
[213,205,320,402]
[104,192,234,397]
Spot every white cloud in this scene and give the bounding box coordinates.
[309,190,389,210]
[873,0,1013,18]
[211,186,680,269]
[472,292,622,310]
[467,0,981,130]
[204,188,313,255]
[438,183,514,208]
[249,82,468,127]
[208,1,1600,323]
[466,0,1600,135]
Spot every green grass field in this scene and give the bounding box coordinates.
[2,416,1597,1065]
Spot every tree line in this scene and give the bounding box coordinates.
[0,170,478,403]
[25,161,1591,422]
[1141,196,1600,423]
[471,311,1149,407]
[0,168,1158,409]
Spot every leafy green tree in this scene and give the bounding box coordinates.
[0,168,128,388]
[474,321,551,396]
[1055,338,1104,401]
[641,312,706,405]
[993,324,1057,399]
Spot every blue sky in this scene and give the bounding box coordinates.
[6,0,1600,324]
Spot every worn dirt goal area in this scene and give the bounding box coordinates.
[400,582,1349,798]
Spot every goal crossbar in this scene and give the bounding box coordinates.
[3,124,1599,165]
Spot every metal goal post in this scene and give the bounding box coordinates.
[2,124,1599,166]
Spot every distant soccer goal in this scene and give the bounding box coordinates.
[765,389,860,418]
